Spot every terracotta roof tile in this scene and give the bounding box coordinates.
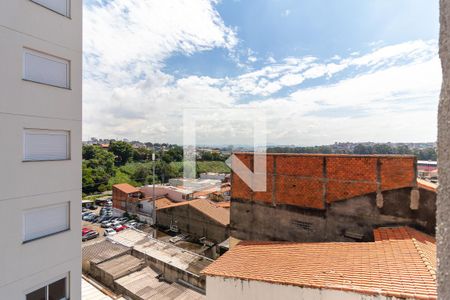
[155,197,189,210]
[112,183,140,194]
[202,227,436,300]
[156,198,230,226]
[215,202,231,208]
[417,178,438,192]
[189,199,230,226]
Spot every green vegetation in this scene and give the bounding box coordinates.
[82,144,230,195]
[268,143,437,161]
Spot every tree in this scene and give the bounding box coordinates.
[353,144,373,154]
[82,145,116,194]
[82,144,96,160]
[162,146,183,163]
[131,165,152,184]
[109,141,133,165]
[132,147,153,162]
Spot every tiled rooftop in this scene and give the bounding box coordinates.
[202,227,436,300]
[113,183,140,194]
[156,198,230,226]
[417,178,438,192]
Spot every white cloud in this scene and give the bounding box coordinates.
[83,2,440,145]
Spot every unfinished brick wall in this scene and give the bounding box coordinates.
[231,153,417,210]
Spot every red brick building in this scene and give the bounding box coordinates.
[230,153,436,242]
[112,183,141,211]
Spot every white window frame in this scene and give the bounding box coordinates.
[22,202,70,243]
[30,0,71,18]
[23,48,71,89]
[24,273,69,300]
[23,129,71,162]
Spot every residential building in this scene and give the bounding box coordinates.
[199,172,228,182]
[168,178,221,192]
[202,226,437,300]
[112,183,141,211]
[0,1,82,299]
[141,185,195,202]
[231,153,436,242]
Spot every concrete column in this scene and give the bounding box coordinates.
[438,1,450,298]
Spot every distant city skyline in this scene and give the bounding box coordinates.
[83,0,440,146]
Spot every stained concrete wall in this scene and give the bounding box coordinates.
[438,1,450,298]
[206,276,389,300]
[231,187,436,242]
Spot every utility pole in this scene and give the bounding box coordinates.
[152,151,157,238]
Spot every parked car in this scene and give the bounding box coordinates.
[113,224,126,232]
[111,220,121,226]
[85,214,97,222]
[117,217,129,224]
[105,201,113,207]
[82,230,99,241]
[82,228,91,235]
[104,228,116,236]
[101,221,113,228]
[126,221,137,228]
[82,213,95,221]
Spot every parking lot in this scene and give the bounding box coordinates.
[81,202,145,242]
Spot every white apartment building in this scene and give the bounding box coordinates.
[0,1,82,299]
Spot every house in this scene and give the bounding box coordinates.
[140,185,194,202]
[202,226,437,300]
[112,183,141,211]
[231,153,437,242]
[156,198,230,243]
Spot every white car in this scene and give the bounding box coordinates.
[126,221,137,228]
[111,220,121,226]
[104,228,116,236]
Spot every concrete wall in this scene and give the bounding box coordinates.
[438,1,450,298]
[0,0,81,299]
[206,276,388,300]
[231,187,435,242]
[157,205,229,243]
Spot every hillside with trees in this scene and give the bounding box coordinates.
[82,142,230,195]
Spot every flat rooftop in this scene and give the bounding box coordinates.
[108,229,213,276]
[115,267,205,300]
[82,240,130,266]
[95,254,143,279]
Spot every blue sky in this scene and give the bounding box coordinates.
[83,0,440,145]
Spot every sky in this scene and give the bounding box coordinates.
[83,0,440,146]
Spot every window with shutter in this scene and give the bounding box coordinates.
[23,129,70,161]
[23,49,70,89]
[31,0,70,17]
[23,202,70,242]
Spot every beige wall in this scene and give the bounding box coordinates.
[206,276,389,300]
[0,0,82,299]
